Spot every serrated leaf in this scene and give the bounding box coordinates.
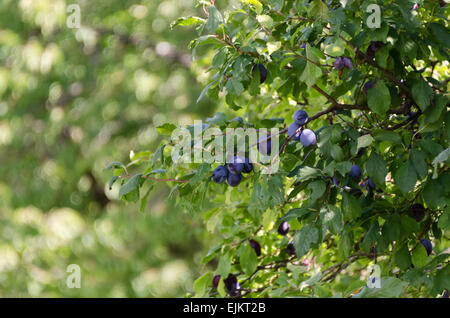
[411,244,428,268]
[367,80,391,116]
[412,78,433,112]
[205,6,223,33]
[119,174,142,200]
[394,160,417,195]
[193,271,213,297]
[365,152,387,187]
[240,244,258,275]
[293,223,319,259]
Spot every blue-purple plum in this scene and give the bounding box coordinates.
[252,63,267,84]
[224,274,240,296]
[411,203,426,222]
[363,80,374,95]
[300,129,317,147]
[212,165,228,183]
[249,239,261,256]
[287,240,296,256]
[332,175,340,187]
[228,156,244,175]
[367,178,376,191]
[351,164,362,180]
[334,57,345,70]
[227,173,242,187]
[293,110,309,125]
[288,122,301,140]
[212,275,221,288]
[420,239,432,256]
[277,221,290,236]
[257,135,272,155]
[343,57,353,69]
[242,157,253,173]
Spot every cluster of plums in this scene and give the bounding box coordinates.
[212,156,253,187]
[334,56,352,71]
[212,273,241,296]
[277,221,297,257]
[333,163,376,195]
[287,110,317,147]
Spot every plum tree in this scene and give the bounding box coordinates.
[110,0,450,298]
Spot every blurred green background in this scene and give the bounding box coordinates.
[0,0,217,297]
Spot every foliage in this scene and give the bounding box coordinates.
[0,0,212,297]
[112,0,450,297]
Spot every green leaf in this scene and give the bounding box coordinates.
[139,183,154,213]
[205,6,223,33]
[282,207,313,222]
[267,41,282,55]
[308,180,326,202]
[394,245,411,270]
[361,222,380,252]
[242,0,263,13]
[364,277,408,298]
[412,78,433,112]
[338,231,353,258]
[297,166,322,181]
[401,215,420,235]
[411,244,428,268]
[438,206,450,230]
[320,205,344,235]
[119,174,142,202]
[104,161,127,171]
[357,134,374,152]
[365,152,387,187]
[373,130,402,143]
[156,123,177,136]
[308,0,329,23]
[216,254,231,277]
[381,214,401,243]
[293,223,319,259]
[394,160,417,195]
[256,14,273,29]
[240,243,258,276]
[410,149,428,180]
[300,61,322,87]
[367,80,391,116]
[170,16,205,29]
[108,175,119,190]
[225,77,244,96]
[193,271,213,297]
[341,191,362,221]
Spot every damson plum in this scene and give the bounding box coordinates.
[420,239,432,256]
[300,129,317,147]
[224,274,241,296]
[350,164,362,180]
[249,239,261,256]
[242,157,253,173]
[334,57,352,70]
[227,173,242,187]
[411,203,426,222]
[293,110,309,125]
[287,240,296,256]
[252,63,267,84]
[363,80,374,95]
[212,165,228,183]
[212,275,221,288]
[228,156,244,175]
[277,221,290,235]
[257,135,272,155]
[288,122,301,141]
[332,175,340,187]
